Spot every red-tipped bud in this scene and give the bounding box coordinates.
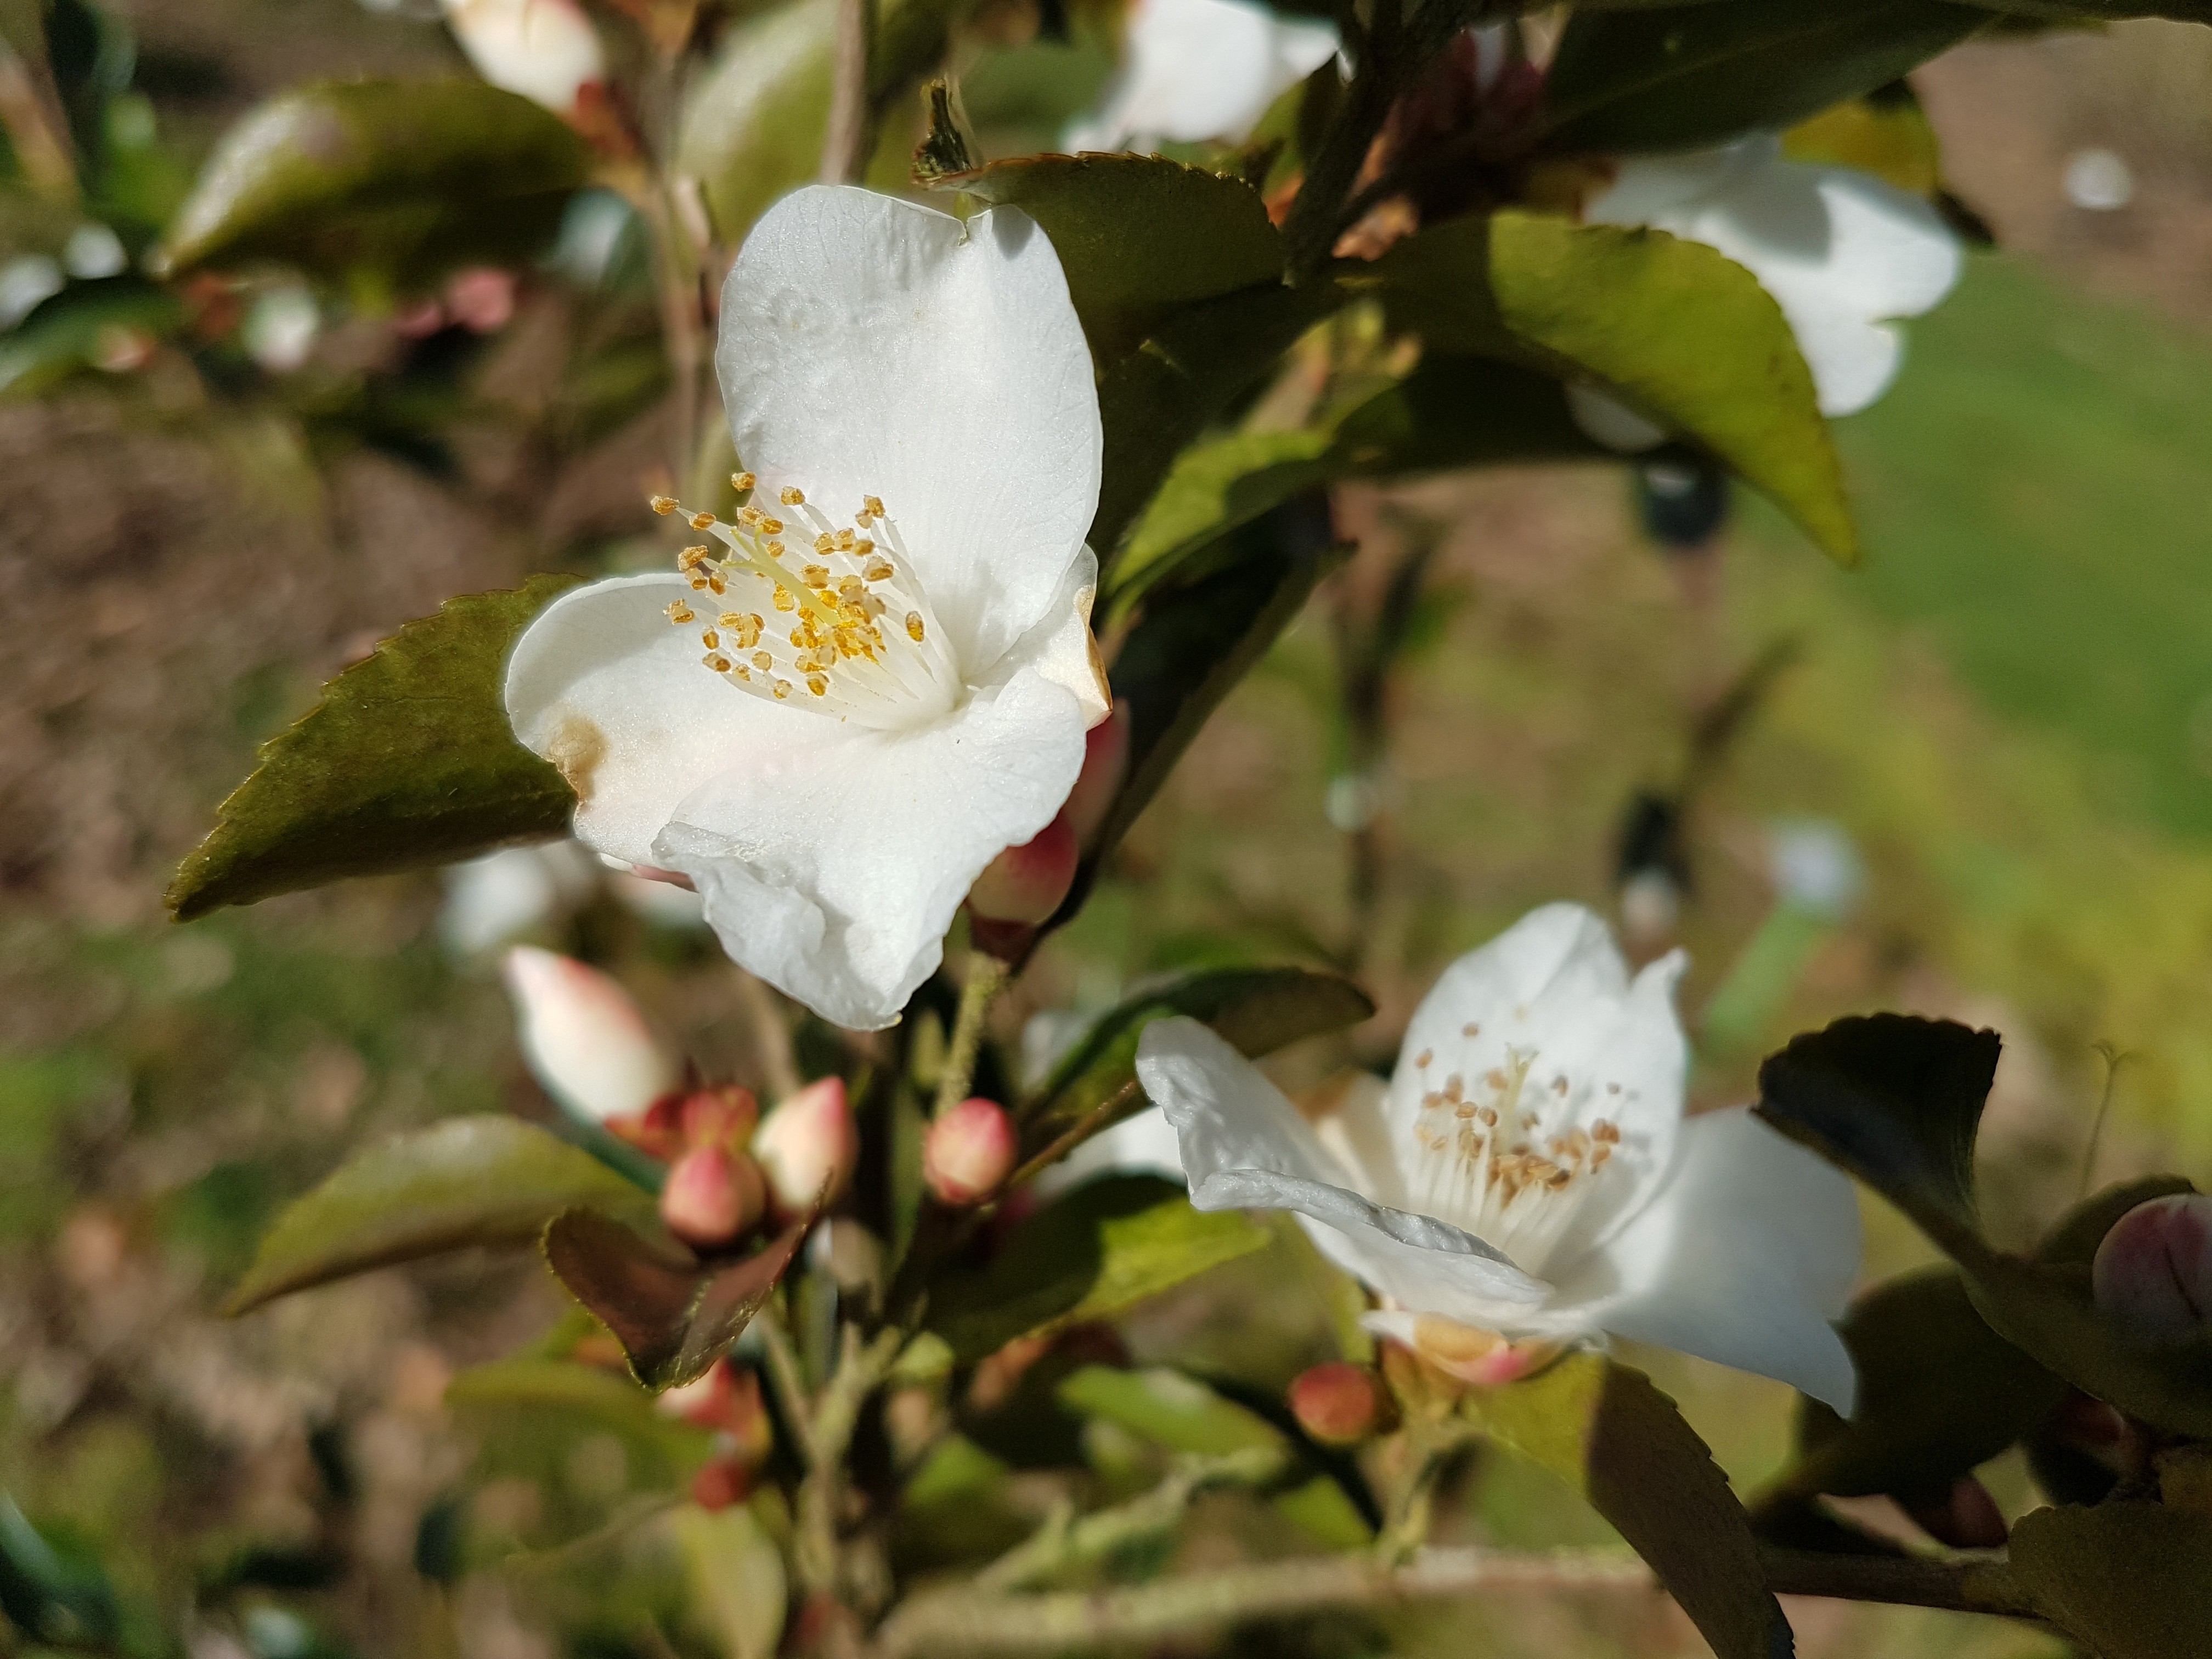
[1904,1476,2009,1550]
[501,946,678,1125]
[923,1097,1018,1206]
[968,812,1079,927]
[1066,702,1131,846]
[2092,1192,2212,1344]
[752,1077,857,1222]
[680,1084,759,1152]
[1289,1361,1394,1447]
[659,1143,766,1248]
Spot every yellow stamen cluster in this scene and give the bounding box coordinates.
[1410,1046,1620,1217]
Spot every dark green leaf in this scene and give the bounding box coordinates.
[1539,0,1990,155]
[1057,1364,1290,1459]
[1759,1268,2066,1512]
[0,1494,120,1652]
[225,1115,659,1314]
[153,80,589,283]
[931,154,1284,360]
[1026,966,1374,1151]
[1467,1355,1792,1659]
[1379,211,1855,562]
[542,1208,812,1391]
[167,575,579,920]
[2010,1503,2212,1658]
[2036,1175,2198,1266]
[927,1175,1271,1362]
[1337,353,1696,476]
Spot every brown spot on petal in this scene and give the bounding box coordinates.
[546,713,607,803]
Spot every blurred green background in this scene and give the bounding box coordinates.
[3,3,2211,1655]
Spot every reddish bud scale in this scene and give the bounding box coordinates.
[680,1084,760,1152]
[1288,1361,1393,1447]
[660,1143,766,1248]
[923,1097,1018,1206]
[967,812,1079,927]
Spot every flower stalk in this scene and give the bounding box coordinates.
[932,952,1008,1121]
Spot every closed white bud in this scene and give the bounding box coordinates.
[501,946,677,1124]
[752,1077,857,1221]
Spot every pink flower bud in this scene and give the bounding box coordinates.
[659,1143,765,1248]
[2092,1192,2212,1344]
[444,268,516,335]
[923,1097,1018,1206]
[680,1085,760,1152]
[440,0,607,119]
[752,1077,857,1222]
[967,812,1079,927]
[1288,1361,1393,1447]
[1065,701,1130,846]
[501,946,678,1124]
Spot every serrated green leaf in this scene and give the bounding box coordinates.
[1539,0,1990,156]
[224,1116,659,1314]
[2010,1503,2212,1658]
[1467,1355,1792,1659]
[1025,966,1373,1152]
[1379,210,1857,562]
[927,1176,1271,1362]
[542,1208,811,1391]
[154,80,589,283]
[167,574,579,921]
[1057,1365,1290,1459]
[931,154,1284,360]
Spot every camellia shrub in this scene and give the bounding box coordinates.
[6,0,2210,1653]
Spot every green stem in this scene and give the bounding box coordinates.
[932,953,1007,1119]
[794,1323,906,1598]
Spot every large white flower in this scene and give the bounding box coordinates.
[1134,903,1863,1408]
[506,188,1108,1030]
[441,0,607,118]
[1065,0,1340,154]
[1571,137,1961,446]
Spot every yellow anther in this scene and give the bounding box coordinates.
[690,512,716,531]
[650,494,678,515]
[833,528,856,551]
[814,533,834,555]
[864,495,885,518]
[905,611,925,643]
[707,575,726,595]
[666,601,695,624]
[802,563,831,588]
[701,629,720,650]
[689,575,710,591]
[837,575,865,600]
[753,651,773,672]
[731,471,755,493]
[780,486,805,506]
[678,544,710,571]
[719,611,743,628]
[807,674,828,697]
[772,680,792,700]
[740,505,765,527]
[773,586,796,612]
[766,541,786,558]
[759,517,784,535]
[705,654,732,673]
[864,557,893,582]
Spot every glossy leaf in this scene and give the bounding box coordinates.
[542,1208,812,1391]
[1057,1364,1290,1460]
[926,1175,1271,1363]
[167,575,579,920]
[1025,966,1373,1150]
[1379,212,1855,561]
[154,80,589,282]
[930,154,1284,360]
[1539,0,1991,156]
[2010,1503,2212,1658]
[1467,1355,1792,1659]
[224,1115,659,1314]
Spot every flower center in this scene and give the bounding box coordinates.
[1404,1043,1621,1278]
[651,478,957,731]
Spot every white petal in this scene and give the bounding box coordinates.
[505,572,816,867]
[1136,1018,1549,1323]
[1036,1103,1188,1195]
[653,665,1088,1030]
[998,545,1109,725]
[439,840,597,955]
[441,0,605,114]
[501,946,678,1123]
[715,188,1102,675]
[1073,0,1282,150]
[1565,383,1667,453]
[1556,1105,1864,1412]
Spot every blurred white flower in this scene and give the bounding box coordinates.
[2063,148,2134,212]
[439,839,599,955]
[441,0,607,117]
[1575,137,1961,445]
[501,946,679,1125]
[1768,818,1864,921]
[0,256,63,330]
[1136,902,1862,1407]
[242,286,320,373]
[1065,0,1339,153]
[506,186,1109,1029]
[62,223,127,280]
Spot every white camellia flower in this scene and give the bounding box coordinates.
[1065,0,1340,153]
[1570,136,1962,448]
[441,0,607,118]
[1135,902,1863,1408]
[506,187,1109,1030]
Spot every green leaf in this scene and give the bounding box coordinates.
[670,1503,787,1659]
[1538,0,1991,156]
[153,80,589,283]
[224,1115,659,1314]
[1336,352,1691,477]
[2010,1503,2212,1658]
[167,575,579,921]
[1466,1355,1792,1659]
[931,155,1284,360]
[927,1175,1271,1362]
[1759,1267,2066,1513]
[1757,1015,2212,1438]
[0,1494,121,1653]
[1379,211,1857,562]
[1057,1364,1290,1459]
[1025,966,1374,1152]
[2036,1175,2198,1267]
[542,1209,812,1391]
[445,1357,711,1473]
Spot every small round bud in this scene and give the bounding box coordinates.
[1288,1361,1393,1447]
[923,1097,1018,1206]
[659,1144,766,1248]
[2094,1192,2212,1344]
[752,1077,858,1222]
[680,1084,760,1152]
[501,946,678,1125]
[967,812,1078,927]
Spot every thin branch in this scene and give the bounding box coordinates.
[932,953,1008,1120]
[1006,1079,1141,1189]
[820,0,878,184]
[796,1323,906,1597]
